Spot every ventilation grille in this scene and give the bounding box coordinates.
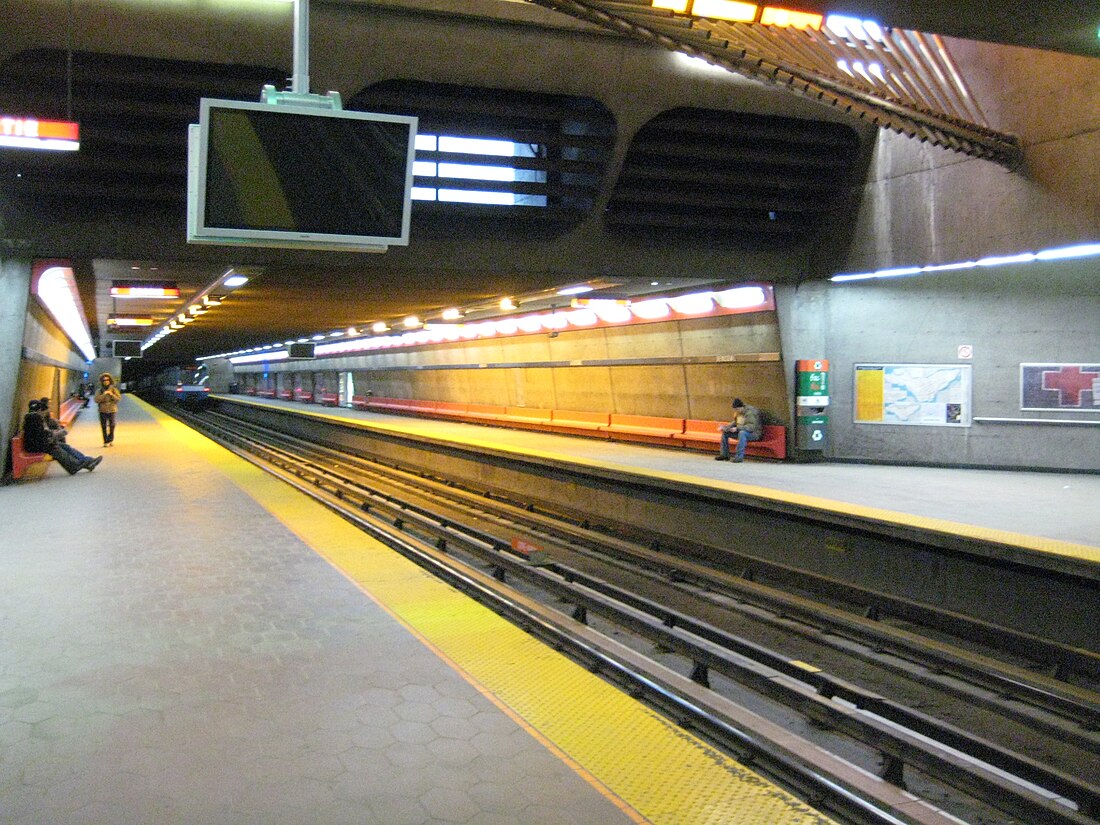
[606,108,860,243]
[349,80,616,224]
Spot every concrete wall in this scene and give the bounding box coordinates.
[777,255,1100,471]
[840,41,1100,273]
[0,257,32,470]
[776,38,1100,471]
[237,312,792,424]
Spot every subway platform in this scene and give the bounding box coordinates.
[1,397,856,825]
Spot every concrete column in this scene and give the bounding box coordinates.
[0,256,32,472]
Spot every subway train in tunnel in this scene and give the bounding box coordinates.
[138,364,213,408]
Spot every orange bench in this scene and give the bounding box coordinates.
[601,413,684,446]
[59,397,83,427]
[351,394,370,410]
[278,389,293,400]
[319,392,339,407]
[428,401,469,418]
[463,403,507,421]
[294,390,314,403]
[546,410,611,438]
[369,398,436,414]
[499,407,554,429]
[676,420,787,459]
[10,434,51,480]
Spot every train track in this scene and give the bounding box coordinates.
[169,405,1100,825]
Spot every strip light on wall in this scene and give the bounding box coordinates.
[213,284,774,364]
[33,262,96,362]
[831,242,1100,282]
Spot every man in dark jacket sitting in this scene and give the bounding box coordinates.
[716,397,763,463]
[22,400,102,474]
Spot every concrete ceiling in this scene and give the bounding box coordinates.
[1,0,1097,373]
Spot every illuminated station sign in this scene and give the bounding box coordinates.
[0,116,80,151]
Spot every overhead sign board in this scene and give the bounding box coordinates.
[0,116,80,151]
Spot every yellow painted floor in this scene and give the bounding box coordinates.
[142,400,841,824]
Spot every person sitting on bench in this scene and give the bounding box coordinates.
[22,400,102,475]
[716,397,762,463]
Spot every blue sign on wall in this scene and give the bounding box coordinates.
[1020,363,1100,410]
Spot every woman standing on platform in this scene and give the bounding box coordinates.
[94,372,122,447]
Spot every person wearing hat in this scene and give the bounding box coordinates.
[38,397,67,440]
[94,372,122,447]
[22,399,102,474]
[716,397,763,462]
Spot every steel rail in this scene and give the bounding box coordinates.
[208,408,1100,732]
[183,408,1100,824]
[167,406,956,825]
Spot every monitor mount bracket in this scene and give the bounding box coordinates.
[260,0,343,111]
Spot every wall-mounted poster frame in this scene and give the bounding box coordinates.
[1019,363,1100,412]
[854,363,972,426]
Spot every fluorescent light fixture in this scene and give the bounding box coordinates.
[110,282,180,299]
[630,298,671,320]
[108,316,154,327]
[760,6,822,28]
[230,350,289,365]
[556,285,594,296]
[541,312,570,330]
[372,322,390,333]
[441,307,463,320]
[516,315,543,333]
[1035,243,1100,260]
[499,297,516,311]
[495,319,519,335]
[223,274,249,288]
[977,253,1036,267]
[567,308,598,327]
[714,286,768,309]
[592,302,633,323]
[832,240,1100,282]
[33,263,96,361]
[311,334,325,341]
[690,0,757,22]
[403,316,421,329]
[329,331,344,338]
[652,0,689,10]
[669,293,715,314]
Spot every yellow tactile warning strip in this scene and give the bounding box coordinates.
[236,399,1100,566]
[143,398,838,825]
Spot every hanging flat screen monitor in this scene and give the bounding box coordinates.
[187,98,417,252]
[111,340,143,358]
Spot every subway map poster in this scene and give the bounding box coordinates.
[854,364,971,426]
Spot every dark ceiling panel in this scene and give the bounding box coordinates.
[606,108,861,240]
